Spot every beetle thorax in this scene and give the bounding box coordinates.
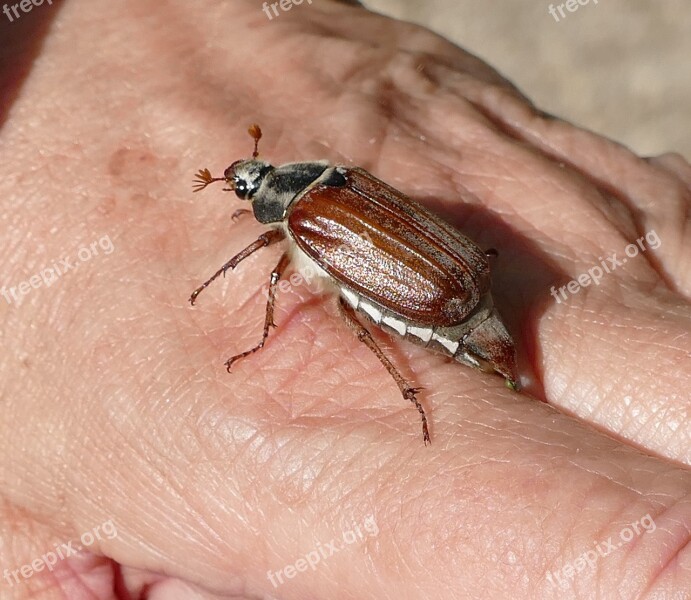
[246,160,330,225]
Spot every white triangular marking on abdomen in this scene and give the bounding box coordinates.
[359,300,382,325]
[408,325,433,343]
[383,315,407,335]
[432,332,460,354]
[340,288,359,309]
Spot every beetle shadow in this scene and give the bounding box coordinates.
[0,0,63,131]
[411,193,571,399]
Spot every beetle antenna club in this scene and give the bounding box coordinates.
[189,124,519,445]
[248,123,262,158]
[192,168,225,193]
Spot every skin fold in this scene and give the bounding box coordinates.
[0,0,689,598]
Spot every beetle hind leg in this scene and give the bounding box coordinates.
[224,251,291,372]
[337,297,430,445]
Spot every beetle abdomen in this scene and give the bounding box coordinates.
[339,286,458,354]
[287,167,490,327]
[340,285,518,383]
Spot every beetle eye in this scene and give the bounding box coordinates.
[234,179,248,199]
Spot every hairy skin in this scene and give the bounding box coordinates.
[0,0,689,598]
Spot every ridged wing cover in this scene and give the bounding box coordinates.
[286,167,490,326]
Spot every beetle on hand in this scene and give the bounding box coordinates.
[190,124,519,445]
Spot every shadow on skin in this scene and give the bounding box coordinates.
[0,0,63,129]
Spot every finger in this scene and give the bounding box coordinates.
[0,521,234,600]
[307,3,529,96]
[454,80,691,295]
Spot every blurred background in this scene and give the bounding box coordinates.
[366,0,690,158]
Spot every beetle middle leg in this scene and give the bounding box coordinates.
[224,251,291,372]
[337,297,430,445]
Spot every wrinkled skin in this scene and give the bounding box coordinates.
[0,1,689,598]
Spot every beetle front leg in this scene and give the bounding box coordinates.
[337,297,430,445]
[188,229,285,305]
[231,208,252,222]
[224,251,291,372]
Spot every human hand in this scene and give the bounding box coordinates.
[0,1,689,598]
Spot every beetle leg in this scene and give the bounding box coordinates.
[337,297,430,445]
[188,229,285,305]
[224,251,291,372]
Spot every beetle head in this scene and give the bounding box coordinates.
[223,159,273,200]
[192,123,272,198]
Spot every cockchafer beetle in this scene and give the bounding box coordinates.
[190,124,519,445]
